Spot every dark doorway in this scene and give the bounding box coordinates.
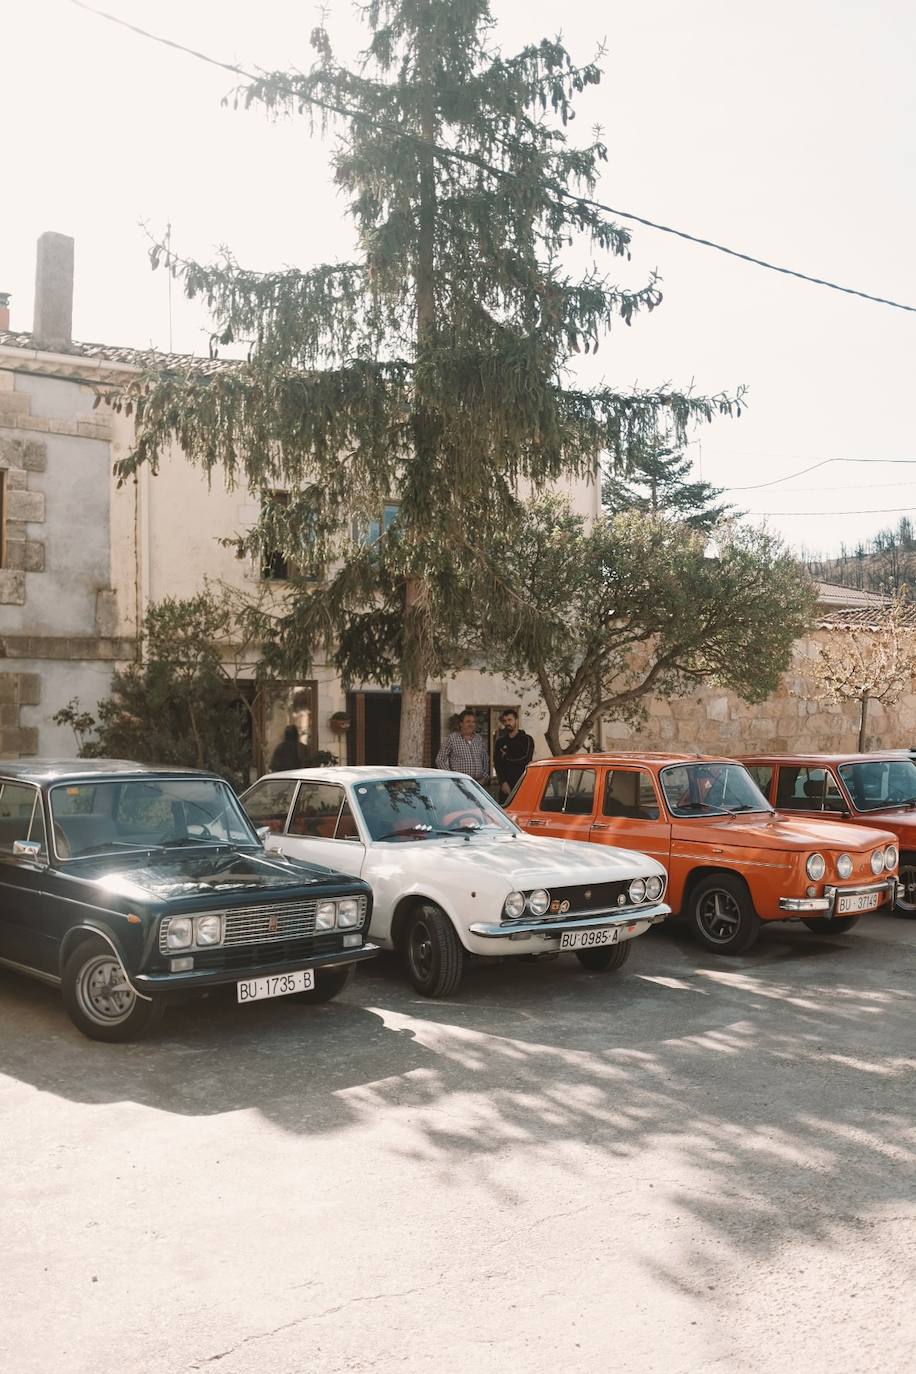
[347,692,441,766]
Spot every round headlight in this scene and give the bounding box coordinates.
[645,875,664,902]
[806,853,826,882]
[166,916,193,950]
[871,849,886,875]
[628,877,647,905]
[195,914,223,946]
[504,891,526,920]
[528,889,550,916]
[885,844,898,870]
[316,900,337,930]
[836,853,853,880]
[336,898,360,928]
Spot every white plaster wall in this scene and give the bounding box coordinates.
[19,659,118,757]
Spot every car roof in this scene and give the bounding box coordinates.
[0,758,226,785]
[258,766,468,786]
[741,753,911,766]
[525,752,742,769]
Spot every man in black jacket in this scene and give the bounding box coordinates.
[493,709,534,804]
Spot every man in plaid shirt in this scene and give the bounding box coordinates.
[436,708,490,784]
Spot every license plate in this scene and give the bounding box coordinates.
[560,927,620,951]
[237,969,315,1003]
[836,892,881,915]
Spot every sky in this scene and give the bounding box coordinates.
[5,0,916,559]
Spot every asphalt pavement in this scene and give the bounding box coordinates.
[2,914,915,1374]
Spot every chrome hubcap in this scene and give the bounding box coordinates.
[898,865,916,912]
[697,890,742,944]
[76,954,136,1026]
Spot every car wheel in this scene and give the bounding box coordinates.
[802,916,860,934]
[687,874,761,955]
[894,853,916,916]
[575,940,631,972]
[403,904,463,998]
[61,937,164,1043]
[294,964,355,1004]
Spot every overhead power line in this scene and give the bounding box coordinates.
[70,0,916,317]
[726,457,916,491]
[757,506,916,517]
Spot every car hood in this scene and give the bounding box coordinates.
[679,812,897,851]
[843,807,916,838]
[383,833,666,887]
[68,847,352,905]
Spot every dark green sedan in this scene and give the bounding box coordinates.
[0,759,376,1041]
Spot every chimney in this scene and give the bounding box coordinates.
[33,231,74,350]
[0,292,9,331]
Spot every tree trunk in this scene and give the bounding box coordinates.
[399,685,428,766]
[858,693,869,752]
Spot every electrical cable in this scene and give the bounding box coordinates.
[69,1,916,317]
[725,457,916,491]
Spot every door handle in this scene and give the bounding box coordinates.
[527,818,546,826]
[591,823,610,831]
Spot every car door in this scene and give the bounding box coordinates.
[278,782,368,881]
[774,765,847,818]
[241,777,299,837]
[590,767,672,868]
[526,766,597,842]
[0,781,55,975]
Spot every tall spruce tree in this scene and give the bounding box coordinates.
[113,0,741,763]
[602,432,730,533]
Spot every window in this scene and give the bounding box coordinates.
[539,769,596,816]
[0,781,46,855]
[49,779,255,858]
[262,490,293,582]
[745,764,774,798]
[602,769,660,820]
[289,782,359,840]
[659,763,771,817]
[775,766,846,813]
[365,502,400,546]
[838,758,916,811]
[241,778,298,833]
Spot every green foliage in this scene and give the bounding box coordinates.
[481,499,816,753]
[104,0,742,761]
[602,431,732,534]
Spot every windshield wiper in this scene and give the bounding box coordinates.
[156,835,228,847]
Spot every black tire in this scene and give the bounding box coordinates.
[575,940,632,972]
[802,915,860,935]
[894,853,916,917]
[61,936,164,1043]
[294,963,355,1004]
[403,904,463,998]
[687,873,761,955]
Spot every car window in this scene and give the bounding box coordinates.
[539,769,596,816]
[353,775,514,841]
[775,766,845,813]
[242,779,298,833]
[50,779,257,857]
[839,758,916,811]
[660,763,771,817]
[745,764,773,798]
[289,783,350,839]
[0,782,47,855]
[602,770,660,820]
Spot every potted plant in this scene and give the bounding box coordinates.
[329,710,352,734]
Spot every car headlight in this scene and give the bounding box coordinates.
[644,875,664,902]
[885,844,898,870]
[316,901,337,930]
[528,889,550,916]
[836,853,853,880]
[806,853,826,882]
[336,899,360,928]
[195,914,223,946]
[504,891,526,920]
[871,848,886,875]
[628,878,647,904]
[166,916,193,950]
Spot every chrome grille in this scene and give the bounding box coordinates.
[159,895,367,953]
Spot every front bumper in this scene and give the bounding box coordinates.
[469,902,670,940]
[134,942,379,995]
[779,879,898,915]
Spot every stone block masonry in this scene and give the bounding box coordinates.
[0,671,41,755]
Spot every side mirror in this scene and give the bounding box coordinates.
[256,826,272,845]
[13,839,43,861]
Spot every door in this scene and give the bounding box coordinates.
[0,782,53,974]
[774,765,847,818]
[590,768,672,867]
[279,782,367,881]
[527,766,598,841]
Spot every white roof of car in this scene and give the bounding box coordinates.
[262,766,455,785]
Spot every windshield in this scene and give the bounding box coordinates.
[49,778,259,859]
[660,762,772,818]
[838,759,916,811]
[353,775,515,842]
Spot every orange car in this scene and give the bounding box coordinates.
[741,752,916,915]
[509,752,899,954]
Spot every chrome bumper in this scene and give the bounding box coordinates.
[779,879,898,915]
[469,902,670,939]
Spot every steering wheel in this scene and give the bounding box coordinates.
[442,809,484,830]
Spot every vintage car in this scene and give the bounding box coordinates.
[0,760,376,1041]
[741,752,916,915]
[240,766,670,997]
[507,752,899,954]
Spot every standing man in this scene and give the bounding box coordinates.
[493,709,534,803]
[436,708,490,785]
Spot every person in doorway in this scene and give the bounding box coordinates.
[270,724,303,772]
[493,709,534,803]
[435,708,490,785]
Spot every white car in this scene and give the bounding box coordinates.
[241,767,670,998]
